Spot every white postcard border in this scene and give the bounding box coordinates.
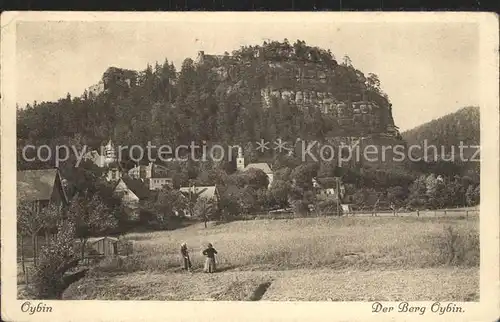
[1,11,499,322]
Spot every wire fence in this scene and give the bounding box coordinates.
[343,207,479,217]
[232,207,478,221]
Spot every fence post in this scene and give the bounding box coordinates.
[20,234,26,277]
[466,210,469,219]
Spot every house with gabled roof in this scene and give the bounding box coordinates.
[112,176,151,220]
[17,168,69,210]
[179,185,220,217]
[128,162,173,191]
[179,185,219,201]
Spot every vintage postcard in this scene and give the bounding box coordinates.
[1,11,499,322]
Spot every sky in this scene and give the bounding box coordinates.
[16,19,479,131]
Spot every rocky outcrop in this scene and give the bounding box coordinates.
[85,67,138,98]
[260,87,339,113]
[103,67,138,88]
[260,86,398,136]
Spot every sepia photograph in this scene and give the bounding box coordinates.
[1,11,498,322]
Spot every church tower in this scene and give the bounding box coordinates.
[236,146,245,171]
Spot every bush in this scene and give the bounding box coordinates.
[117,239,134,256]
[315,199,341,216]
[30,221,80,299]
[95,256,126,273]
[436,225,479,267]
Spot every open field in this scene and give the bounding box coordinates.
[63,268,478,301]
[56,214,479,301]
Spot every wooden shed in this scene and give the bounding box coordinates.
[87,237,119,256]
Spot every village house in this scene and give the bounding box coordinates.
[236,147,274,188]
[312,177,345,201]
[128,162,173,191]
[179,185,220,217]
[17,168,69,210]
[112,176,151,220]
[179,185,220,202]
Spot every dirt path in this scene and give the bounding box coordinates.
[63,267,479,301]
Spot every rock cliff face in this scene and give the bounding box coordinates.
[197,50,400,139]
[85,67,138,97]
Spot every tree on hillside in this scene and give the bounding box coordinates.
[243,168,269,190]
[17,201,46,267]
[67,191,117,259]
[291,163,319,190]
[366,73,382,94]
[465,184,480,206]
[146,187,187,224]
[386,186,407,207]
[31,220,79,299]
[193,196,216,228]
[290,189,315,215]
[40,203,64,244]
[237,186,259,215]
[218,185,242,219]
[473,185,480,205]
[269,179,292,209]
[342,55,353,67]
[195,167,228,186]
[407,175,428,209]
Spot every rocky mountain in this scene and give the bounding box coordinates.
[86,40,401,141]
[19,39,405,172]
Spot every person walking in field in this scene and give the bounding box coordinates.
[202,243,218,273]
[180,242,192,272]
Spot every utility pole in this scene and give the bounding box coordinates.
[336,178,341,216]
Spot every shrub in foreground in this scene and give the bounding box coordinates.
[30,221,80,299]
[436,225,479,267]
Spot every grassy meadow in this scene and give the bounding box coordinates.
[60,214,479,301]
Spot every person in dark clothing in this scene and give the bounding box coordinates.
[202,243,218,273]
[180,242,192,272]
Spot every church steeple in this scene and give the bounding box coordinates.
[236,146,245,171]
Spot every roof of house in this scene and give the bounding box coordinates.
[87,236,119,243]
[117,176,150,200]
[315,177,341,189]
[17,169,68,203]
[244,163,272,174]
[179,186,218,200]
[152,164,170,178]
[128,163,171,179]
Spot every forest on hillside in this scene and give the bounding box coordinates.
[17,39,396,170]
[402,106,479,155]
